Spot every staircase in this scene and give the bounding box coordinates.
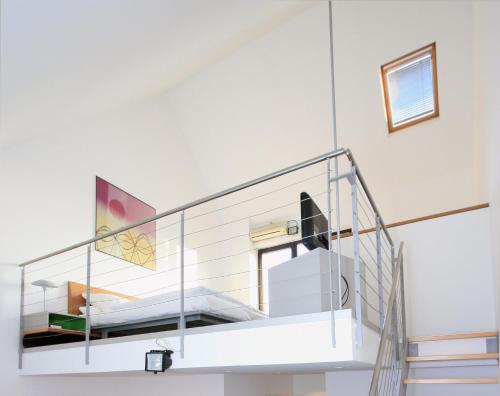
[404,331,499,386]
[367,242,499,395]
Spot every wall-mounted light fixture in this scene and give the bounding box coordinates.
[145,350,173,374]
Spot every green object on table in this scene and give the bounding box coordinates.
[49,313,86,332]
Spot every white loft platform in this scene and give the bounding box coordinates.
[21,310,380,375]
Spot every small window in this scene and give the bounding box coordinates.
[259,247,292,313]
[381,43,439,133]
[258,241,303,312]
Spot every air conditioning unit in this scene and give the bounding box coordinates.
[250,222,288,242]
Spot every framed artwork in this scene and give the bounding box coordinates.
[95,176,156,270]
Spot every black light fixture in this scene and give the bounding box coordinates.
[145,349,174,374]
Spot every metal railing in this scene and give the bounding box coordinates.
[18,148,402,382]
[19,149,346,267]
[369,242,408,396]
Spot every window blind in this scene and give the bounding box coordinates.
[386,54,434,126]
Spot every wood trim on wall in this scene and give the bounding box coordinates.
[332,203,490,240]
[385,203,489,229]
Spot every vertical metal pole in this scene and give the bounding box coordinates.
[399,253,408,396]
[328,0,338,151]
[391,246,395,272]
[400,254,407,350]
[391,245,399,363]
[335,182,342,313]
[18,267,25,370]
[85,245,91,365]
[350,165,363,347]
[376,217,384,333]
[329,0,343,314]
[180,211,185,359]
[328,0,344,315]
[326,159,336,347]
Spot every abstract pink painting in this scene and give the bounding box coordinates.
[95,177,156,270]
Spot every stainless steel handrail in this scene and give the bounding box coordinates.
[369,242,406,396]
[346,149,393,246]
[19,149,345,267]
[19,147,393,267]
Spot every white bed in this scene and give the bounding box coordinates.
[87,286,266,327]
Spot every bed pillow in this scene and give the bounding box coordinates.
[79,305,101,316]
[81,292,128,310]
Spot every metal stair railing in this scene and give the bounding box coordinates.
[369,242,408,396]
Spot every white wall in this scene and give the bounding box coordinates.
[322,207,498,396]
[325,370,373,396]
[155,0,494,307]
[392,206,499,395]
[332,1,485,221]
[392,207,496,336]
[20,374,225,396]
[224,374,293,396]
[224,373,325,396]
[292,374,325,396]
[0,92,221,329]
[167,1,488,225]
[1,0,499,394]
[473,2,500,386]
[473,1,500,329]
[0,94,207,264]
[0,94,212,394]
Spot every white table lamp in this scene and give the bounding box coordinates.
[32,280,59,312]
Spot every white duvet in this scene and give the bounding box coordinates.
[88,286,267,327]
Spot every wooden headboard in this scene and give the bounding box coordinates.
[67,281,138,315]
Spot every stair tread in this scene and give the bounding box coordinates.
[404,378,499,384]
[407,353,500,362]
[408,331,498,342]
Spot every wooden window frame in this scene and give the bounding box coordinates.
[381,42,439,133]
